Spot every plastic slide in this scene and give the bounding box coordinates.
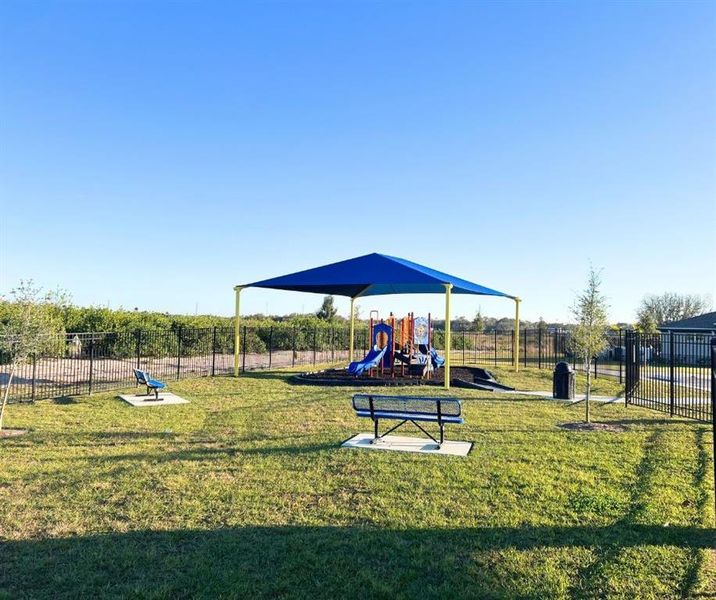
[348,345,388,377]
[418,344,445,369]
[430,348,445,369]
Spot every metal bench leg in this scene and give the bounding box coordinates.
[439,424,444,448]
[373,418,379,442]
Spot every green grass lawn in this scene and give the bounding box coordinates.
[0,366,713,599]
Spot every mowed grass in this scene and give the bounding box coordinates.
[0,366,713,599]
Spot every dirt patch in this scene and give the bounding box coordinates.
[0,428,28,438]
[558,422,627,433]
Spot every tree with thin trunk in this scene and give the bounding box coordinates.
[0,281,68,431]
[473,309,485,333]
[570,267,609,423]
[316,295,338,321]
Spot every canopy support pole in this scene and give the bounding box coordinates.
[444,283,453,389]
[513,297,521,371]
[234,286,243,377]
[349,297,356,363]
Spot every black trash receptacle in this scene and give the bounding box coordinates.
[553,361,575,400]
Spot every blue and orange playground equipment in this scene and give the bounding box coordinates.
[233,252,521,389]
[348,312,445,379]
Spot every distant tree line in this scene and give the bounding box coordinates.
[1,287,710,340]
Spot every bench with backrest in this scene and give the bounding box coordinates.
[351,393,463,448]
[133,368,167,400]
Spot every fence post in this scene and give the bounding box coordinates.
[292,326,297,367]
[241,325,246,373]
[669,331,675,417]
[331,327,335,362]
[176,327,182,381]
[512,329,515,367]
[618,329,623,384]
[462,330,465,365]
[494,330,498,367]
[594,357,598,379]
[313,327,317,365]
[88,336,94,395]
[241,325,247,373]
[211,327,217,377]
[523,329,527,368]
[135,329,141,370]
[625,330,643,407]
[538,327,542,369]
[31,353,36,402]
[268,326,273,370]
[709,336,715,523]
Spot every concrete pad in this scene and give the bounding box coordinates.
[341,433,472,457]
[118,392,189,407]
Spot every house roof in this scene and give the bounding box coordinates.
[242,252,516,299]
[659,311,716,332]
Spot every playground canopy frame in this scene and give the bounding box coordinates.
[233,253,521,389]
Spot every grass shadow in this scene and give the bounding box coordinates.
[52,396,78,405]
[2,524,713,599]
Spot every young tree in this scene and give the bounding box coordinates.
[570,266,609,423]
[636,292,711,327]
[473,309,485,333]
[0,281,68,431]
[316,295,338,321]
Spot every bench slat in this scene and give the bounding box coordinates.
[352,394,462,418]
[355,410,463,424]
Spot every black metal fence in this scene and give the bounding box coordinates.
[3,325,655,405]
[625,330,712,423]
[433,328,628,381]
[2,325,369,403]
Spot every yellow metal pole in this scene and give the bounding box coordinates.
[444,283,453,389]
[233,286,243,377]
[349,297,356,362]
[513,297,521,372]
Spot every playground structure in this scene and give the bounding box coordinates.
[348,312,445,380]
[233,253,520,389]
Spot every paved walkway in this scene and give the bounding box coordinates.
[506,390,624,404]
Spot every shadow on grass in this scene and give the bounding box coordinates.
[2,523,713,599]
[609,417,703,427]
[239,371,298,382]
[66,442,340,465]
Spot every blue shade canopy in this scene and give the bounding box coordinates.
[243,253,515,299]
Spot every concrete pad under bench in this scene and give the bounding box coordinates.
[341,433,472,456]
[118,392,189,407]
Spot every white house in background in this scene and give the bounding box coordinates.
[658,311,715,364]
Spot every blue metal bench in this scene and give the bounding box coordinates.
[351,393,463,448]
[133,368,167,400]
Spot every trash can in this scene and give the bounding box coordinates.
[553,361,575,400]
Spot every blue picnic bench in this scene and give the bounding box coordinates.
[351,393,463,448]
[133,368,167,400]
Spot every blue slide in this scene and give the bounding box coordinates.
[430,348,445,369]
[348,345,388,376]
[418,344,445,369]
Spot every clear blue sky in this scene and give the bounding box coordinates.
[1,1,714,324]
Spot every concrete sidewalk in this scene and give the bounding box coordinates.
[506,390,624,404]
